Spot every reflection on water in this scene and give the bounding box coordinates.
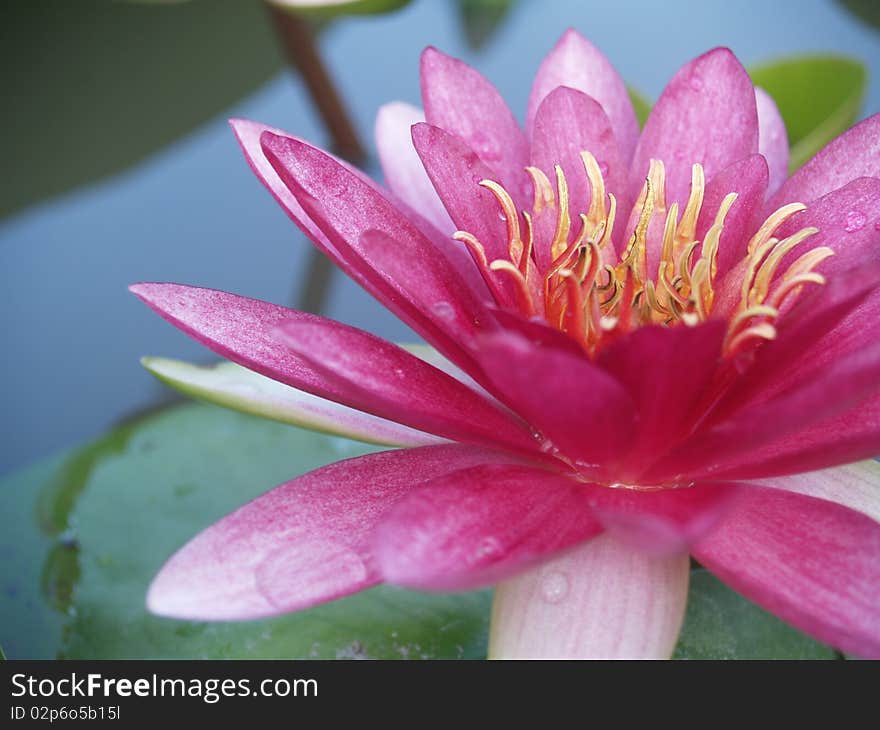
[2,0,879,476]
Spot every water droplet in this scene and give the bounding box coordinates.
[393,367,405,378]
[498,211,507,222]
[674,150,686,162]
[475,536,502,561]
[598,161,610,178]
[844,209,867,233]
[431,301,455,321]
[472,131,501,162]
[874,221,880,231]
[541,571,569,604]
[689,74,704,91]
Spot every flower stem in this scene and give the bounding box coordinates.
[488,534,690,659]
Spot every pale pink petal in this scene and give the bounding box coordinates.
[130,283,518,448]
[372,463,602,590]
[420,47,530,205]
[754,88,789,197]
[769,112,880,210]
[530,86,626,269]
[476,330,636,477]
[631,48,758,206]
[273,316,539,454]
[142,357,443,448]
[692,486,880,658]
[758,460,880,526]
[375,101,454,234]
[527,28,640,165]
[147,445,509,620]
[489,534,690,658]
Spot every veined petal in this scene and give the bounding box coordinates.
[130,284,518,449]
[476,330,636,475]
[631,48,758,206]
[489,534,690,659]
[692,486,880,658]
[147,445,508,620]
[769,112,880,210]
[372,463,601,591]
[259,130,493,374]
[527,28,640,165]
[420,47,530,205]
[375,101,454,234]
[755,87,789,197]
[530,86,626,268]
[759,460,880,526]
[142,357,444,448]
[273,316,539,454]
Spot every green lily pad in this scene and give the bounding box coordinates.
[0,402,490,659]
[455,0,516,51]
[628,87,652,129]
[674,569,837,659]
[268,0,412,19]
[749,56,866,172]
[1,0,284,219]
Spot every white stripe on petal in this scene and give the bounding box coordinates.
[142,357,444,448]
[488,533,690,659]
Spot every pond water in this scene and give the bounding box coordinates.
[2,0,879,476]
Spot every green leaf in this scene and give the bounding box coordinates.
[673,569,837,659]
[268,0,412,19]
[749,56,866,172]
[837,0,880,31]
[455,0,516,51]
[1,0,284,219]
[627,87,652,129]
[0,402,490,659]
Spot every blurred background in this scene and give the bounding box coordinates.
[2,0,880,477]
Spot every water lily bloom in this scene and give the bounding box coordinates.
[132,29,880,658]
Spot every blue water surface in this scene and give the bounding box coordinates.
[2,0,879,475]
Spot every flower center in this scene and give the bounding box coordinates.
[455,151,833,357]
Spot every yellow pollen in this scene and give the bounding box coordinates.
[455,154,832,357]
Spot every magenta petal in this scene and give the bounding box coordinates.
[755,88,789,197]
[372,463,602,590]
[273,316,538,454]
[527,28,640,166]
[631,48,758,206]
[147,445,504,620]
[769,112,880,209]
[597,322,726,479]
[530,87,626,268]
[692,486,880,658]
[477,331,636,472]
[375,101,454,234]
[696,155,769,281]
[260,131,493,371]
[420,47,530,204]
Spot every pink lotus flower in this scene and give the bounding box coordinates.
[132,29,880,658]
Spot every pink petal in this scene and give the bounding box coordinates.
[273,316,539,454]
[372,463,602,591]
[530,86,626,269]
[583,482,743,556]
[630,48,758,206]
[375,101,454,234]
[526,28,640,166]
[490,534,690,658]
[773,176,880,278]
[769,112,880,209]
[147,444,508,620]
[129,283,517,448]
[755,88,789,197]
[411,122,512,269]
[259,130,493,372]
[760,460,880,526]
[696,155,769,281]
[692,485,880,658]
[420,47,530,204]
[476,330,636,476]
[597,322,726,480]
